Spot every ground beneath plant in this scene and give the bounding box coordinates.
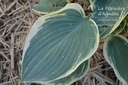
[0,0,124,85]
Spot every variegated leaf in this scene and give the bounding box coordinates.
[22,3,99,83]
[103,35,128,83]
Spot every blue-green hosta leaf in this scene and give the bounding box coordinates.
[22,3,99,83]
[113,20,126,34]
[33,0,67,14]
[91,0,128,38]
[50,60,90,85]
[103,35,128,83]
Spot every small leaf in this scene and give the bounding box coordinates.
[113,20,126,35]
[33,0,67,14]
[103,35,128,83]
[50,59,90,85]
[22,3,99,83]
[91,0,128,38]
[124,15,128,33]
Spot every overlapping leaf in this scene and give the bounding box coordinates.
[103,35,128,83]
[33,0,67,14]
[22,3,99,82]
[91,0,128,38]
[50,60,90,85]
[113,20,126,34]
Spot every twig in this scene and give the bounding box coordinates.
[8,7,22,16]
[0,37,10,48]
[6,1,16,12]
[0,7,4,15]
[0,51,10,61]
[89,65,102,72]
[10,33,14,69]
[7,22,18,32]
[10,71,16,85]
[15,20,23,31]
[95,71,115,85]
[13,6,31,16]
[0,76,18,85]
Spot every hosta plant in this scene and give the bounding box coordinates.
[22,0,128,85]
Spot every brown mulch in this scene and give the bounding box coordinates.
[0,0,124,85]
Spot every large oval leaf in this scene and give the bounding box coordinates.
[50,59,90,85]
[91,0,128,38]
[33,0,67,14]
[103,35,128,83]
[22,3,99,82]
